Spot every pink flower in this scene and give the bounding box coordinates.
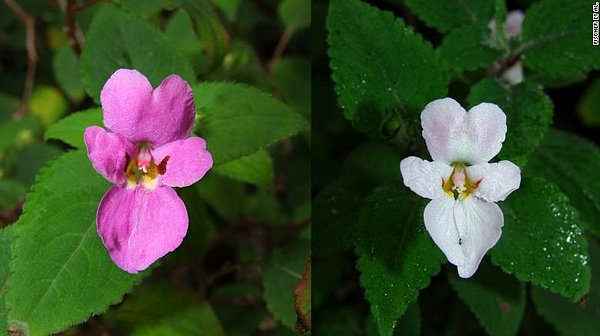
[400,98,521,278]
[83,69,213,274]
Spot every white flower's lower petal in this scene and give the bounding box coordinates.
[400,157,453,199]
[502,61,523,85]
[421,98,507,165]
[453,198,504,278]
[467,161,521,202]
[424,198,465,266]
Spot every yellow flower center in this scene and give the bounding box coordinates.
[442,163,481,200]
[124,143,169,190]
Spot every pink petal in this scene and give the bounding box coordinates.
[506,10,524,38]
[151,137,213,188]
[84,126,134,185]
[421,98,507,165]
[101,69,195,146]
[97,185,189,273]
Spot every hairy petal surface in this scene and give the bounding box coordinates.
[101,69,195,146]
[400,156,453,199]
[84,126,134,185]
[97,185,189,274]
[424,197,466,266]
[151,137,213,188]
[422,98,507,164]
[453,198,503,278]
[467,161,521,202]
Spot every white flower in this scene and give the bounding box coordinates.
[488,10,525,85]
[400,98,521,278]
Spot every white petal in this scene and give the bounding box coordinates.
[400,156,453,199]
[453,198,504,278]
[502,61,523,85]
[421,98,507,165]
[467,161,521,202]
[506,10,525,38]
[421,97,468,164]
[424,198,465,266]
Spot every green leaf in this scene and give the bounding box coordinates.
[531,239,600,336]
[438,23,500,73]
[262,239,310,330]
[313,176,367,258]
[278,0,310,33]
[179,0,231,72]
[448,262,526,336]
[196,172,244,222]
[44,108,103,149]
[0,180,26,208]
[52,46,84,101]
[0,225,14,329]
[6,151,148,336]
[521,0,600,78]
[0,92,18,122]
[327,0,447,126]
[213,149,273,187]
[0,115,39,153]
[6,143,63,186]
[119,0,179,18]
[274,57,311,117]
[111,283,225,336]
[193,82,308,164]
[577,77,600,127]
[212,0,242,22]
[80,4,194,104]
[525,129,600,236]
[403,0,493,33]
[355,183,444,336]
[164,9,209,75]
[490,177,590,301]
[467,78,552,166]
[211,284,266,336]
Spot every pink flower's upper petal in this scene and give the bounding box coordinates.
[96,185,189,274]
[101,69,195,146]
[151,137,213,188]
[502,61,523,85]
[84,126,134,185]
[467,161,521,202]
[506,10,524,38]
[421,98,507,165]
[400,156,453,199]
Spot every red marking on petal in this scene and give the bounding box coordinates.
[124,153,131,173]
[158,155,170,175]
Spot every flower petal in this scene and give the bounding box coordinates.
[101,69,195,146]
[421,97,467,164]
[151,137,213,188]
[453,198,504,278]
[467,161,521,202]
[84,126,134,185]
[400,156,453,199]
[424,197,466,266]
[506,10,524,38]
[502,61,523,85]
[421,98,507,164]
[97,185,189,274]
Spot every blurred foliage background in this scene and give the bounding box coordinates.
[0,0,310,335]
